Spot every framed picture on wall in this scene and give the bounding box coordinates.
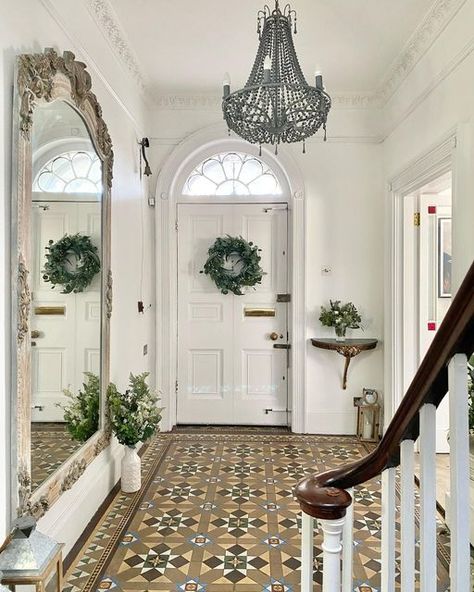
[438,217,452,298]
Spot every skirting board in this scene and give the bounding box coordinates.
[37,438,123,556]
[303,411,357,435]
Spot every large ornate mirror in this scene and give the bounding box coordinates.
[11,49,113,518]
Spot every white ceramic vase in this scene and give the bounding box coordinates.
[121,445,141,493]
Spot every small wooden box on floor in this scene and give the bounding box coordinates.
[356,404,381,442]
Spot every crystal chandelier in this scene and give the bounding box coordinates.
[222,0,331,154]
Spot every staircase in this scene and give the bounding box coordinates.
[296,261,474,591]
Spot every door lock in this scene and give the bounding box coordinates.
[269,332,283,341]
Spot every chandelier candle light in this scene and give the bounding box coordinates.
[222,0,331,154]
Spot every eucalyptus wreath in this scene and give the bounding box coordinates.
[201,235,265,295]
[42,233,100,294]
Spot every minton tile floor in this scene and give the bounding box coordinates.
[63,432,450,592]
[31,423,83,490]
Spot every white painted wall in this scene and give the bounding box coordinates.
[0,0,155,553]
[150,106,385,435]
[382,0,474,289]
[382,0,474,420]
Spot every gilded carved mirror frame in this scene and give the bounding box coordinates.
[11,48,113,519]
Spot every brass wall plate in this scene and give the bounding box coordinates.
[34,306,66,316]
[244,308,276,317]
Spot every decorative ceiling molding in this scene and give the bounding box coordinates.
[84,0,467,111]
[377,0,467,104]
[84,0,147,91]
[153,92,381,111]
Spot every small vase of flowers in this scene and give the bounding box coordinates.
[319,300,362,342]
[108,373,161,493]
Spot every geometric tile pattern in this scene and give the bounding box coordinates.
[63,432,450,592]
[31,423,83,490]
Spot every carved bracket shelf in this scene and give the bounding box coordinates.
[311,338,378,390]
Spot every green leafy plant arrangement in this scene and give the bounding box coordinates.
[57,372,100,442]
[43,233,101,294]
[201,235,265,295]
[108,373,162,447]
[319,300,362,337]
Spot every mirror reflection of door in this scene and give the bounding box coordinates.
[403,172,452,453]
[30,101,102,490]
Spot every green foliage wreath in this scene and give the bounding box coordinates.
[201,235,265,295]
[43,233,100,294]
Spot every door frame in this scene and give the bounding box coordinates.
[155,124,306,433]
[385,129,459,427]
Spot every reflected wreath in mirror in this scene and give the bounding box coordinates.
[201,235,265,295]
[42,233,101,293]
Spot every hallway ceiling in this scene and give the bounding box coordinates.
[111,0,435,97]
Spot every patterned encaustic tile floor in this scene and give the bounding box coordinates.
[31,423,84,489]
[63,431,451,592]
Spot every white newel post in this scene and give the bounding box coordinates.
[320,517,347,592]
[301,512,315,592]
[296,480,352,592]
[342,488,354,592]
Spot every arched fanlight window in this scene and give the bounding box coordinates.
[183,152,282,196]
[33,151,102,194]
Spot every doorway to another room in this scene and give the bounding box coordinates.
[403,171,452,453]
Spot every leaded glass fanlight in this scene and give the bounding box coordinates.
[183,152,281,196]
[33,151,102,194]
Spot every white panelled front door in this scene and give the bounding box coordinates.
[177,203,289,425]
[31,201,101,421]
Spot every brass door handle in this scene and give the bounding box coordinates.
[270,332,283,341]
[31,330,41,339]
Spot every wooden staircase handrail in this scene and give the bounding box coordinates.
[296,260,474,502]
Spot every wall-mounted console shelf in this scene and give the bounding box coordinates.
[310,338,378,390]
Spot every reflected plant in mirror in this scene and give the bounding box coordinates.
[30,101,103,490]
[57,372,100,442]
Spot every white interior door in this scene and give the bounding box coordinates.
[31,201,101,421]
[177,203,289,425]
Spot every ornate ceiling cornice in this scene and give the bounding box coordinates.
[153,92,381,111]
[85,0,467,111]
[376,0,467,104]
[84,0,146,91]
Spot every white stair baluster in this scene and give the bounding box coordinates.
[448,353,470,591]
[320,517,346,592]
[342,488,354,591]
[381,466,397,592]
[419,403,437,591]
[400,439,415,592]
[301,511,314,592]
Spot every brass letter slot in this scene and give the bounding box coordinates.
[244,308,276,318]
[34,306,66,316]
